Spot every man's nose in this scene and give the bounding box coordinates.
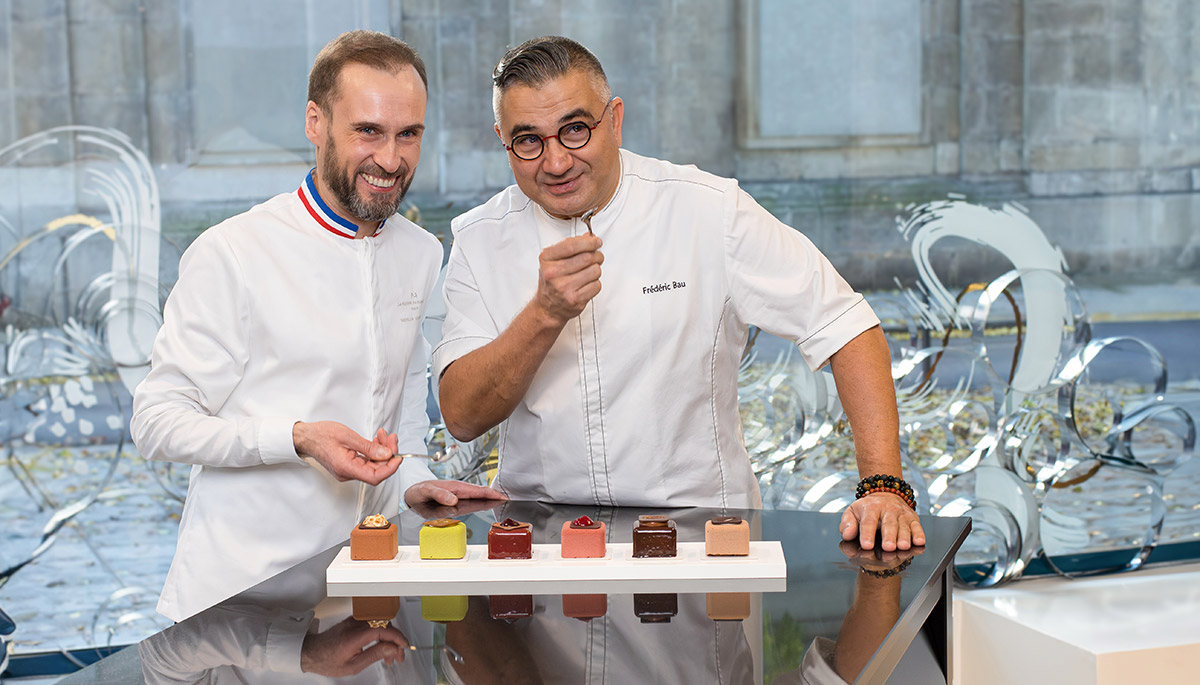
[541,137,573,175]
[374,140,402,174]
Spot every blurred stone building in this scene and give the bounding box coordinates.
[0,0,1196,288]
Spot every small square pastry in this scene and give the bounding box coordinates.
[561,515,606,558]
[352,596,400,627]
[632,515,676,558]
[488,518,533,559]
[421,595,468,623]
[419,518,467,559]
[350,514,398,560]
[489,595,534,621]
[705,516,750,556]
[706,592,751,621]
[634,593,678,623]
[562,594,608,621]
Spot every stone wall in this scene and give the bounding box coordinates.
[0,0,1194,290]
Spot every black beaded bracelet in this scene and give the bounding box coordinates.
[855,474,917,510]
[859,556,913,579]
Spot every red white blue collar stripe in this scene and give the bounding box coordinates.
[298,169,361,239]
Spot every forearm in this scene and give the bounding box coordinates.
[829,325,903,479]
[439,299,566,441]
[131,391,298,468]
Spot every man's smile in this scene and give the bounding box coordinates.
[544,172,583,195]
[361,172,398,189]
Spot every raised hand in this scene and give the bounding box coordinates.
[534,234,604,325]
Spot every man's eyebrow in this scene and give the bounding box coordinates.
[349,120,426,134]
[507,108,593,139]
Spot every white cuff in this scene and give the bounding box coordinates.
[259,417,304,465]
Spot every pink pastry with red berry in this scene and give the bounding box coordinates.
[560,515,606,558]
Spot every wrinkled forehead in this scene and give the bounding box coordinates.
[494,69,607,132]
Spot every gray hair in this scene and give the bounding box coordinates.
[491,36,611,123]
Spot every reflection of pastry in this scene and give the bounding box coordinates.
[560,515,606,558]
[419,518,467,559]
[632,515,676,558]
[353,596,400,628]
[350,514,398,560]
[421,595,468,623]
[704,516,749,556]
[488,518,533,559]
[488,594,533,621]
[562,594,607,621]
[634,593,677,623]
[706,592,750,621]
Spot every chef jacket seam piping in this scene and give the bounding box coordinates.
[590,302,614,506]
[796,294,867,346]
[431,335,494,357]
[715,623,724,684]
[601,615,608,683]
[626,173,724,195]
[453,197,535,235]
[711,298,730,510]
[365,243,380,430]
[576,312,600,506]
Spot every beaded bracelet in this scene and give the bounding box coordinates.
[855,474,917,510]
[859,556,913,579]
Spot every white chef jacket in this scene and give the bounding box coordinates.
[433,149,879,509]
[132,171,440,622]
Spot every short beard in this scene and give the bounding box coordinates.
[322,136,412,224]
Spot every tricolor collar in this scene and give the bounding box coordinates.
[297,169,376,239]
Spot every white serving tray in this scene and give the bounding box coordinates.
[327,541,787,597]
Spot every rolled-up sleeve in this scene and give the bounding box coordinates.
[724,187,879,371]
[131,231,301,468]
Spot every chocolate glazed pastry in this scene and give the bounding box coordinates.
[488,518,533,560]
[632,515,677,558]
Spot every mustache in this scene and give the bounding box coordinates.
[358,162,407,182]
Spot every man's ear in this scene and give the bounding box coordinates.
[609,97,624,147]
[494,123,503,142]
[305,101,324,147]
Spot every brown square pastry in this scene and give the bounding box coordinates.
[350,514,398,560]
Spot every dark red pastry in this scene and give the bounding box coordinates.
[488,518,533,559]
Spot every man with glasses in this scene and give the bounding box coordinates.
[434,36,923,552]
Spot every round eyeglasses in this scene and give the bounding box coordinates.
[503,100,614,161]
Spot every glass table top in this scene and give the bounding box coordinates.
[63,502,970,685]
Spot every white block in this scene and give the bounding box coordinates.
[953,563,1200,685]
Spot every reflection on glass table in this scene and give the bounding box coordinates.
[59,503,969,685]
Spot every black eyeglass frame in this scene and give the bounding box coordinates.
[503,98,616,161]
